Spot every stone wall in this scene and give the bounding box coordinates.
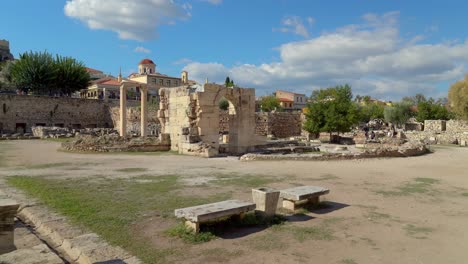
[446,120,468,132]
[405,131,468,145]
[424,120,446,132]
[110,106,160,136]
[0,95,152,135]
[0,95,115,133]
[255,112,302,138]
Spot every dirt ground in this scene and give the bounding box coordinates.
[1,140,468,264]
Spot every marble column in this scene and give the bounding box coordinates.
[140,86,148,137]
[119,85,127,137]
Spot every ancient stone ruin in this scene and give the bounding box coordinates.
[158,84,264,157]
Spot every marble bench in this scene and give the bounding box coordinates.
[175,200,256,233]
[280,186,330,210]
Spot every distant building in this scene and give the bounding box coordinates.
[80,58,195,101]
[276,90,307,111]
[85,67,108,81]
[0,39,14,62]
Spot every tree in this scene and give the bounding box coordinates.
[448,74,468,120]
[219,98,229,111]
[53,55,90,95]
[10,51,90,96]
[303,84,359,137]
[225,77,231,87]
[0,60,16,91]
[416,100,453,122]
[383,102,413,127]
[402,93,427,105]
[260,95,281,112]
[357,103,385,123]
[11,51,56,94]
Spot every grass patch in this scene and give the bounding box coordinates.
[376,177,440,197]
[246,232,285,251]
[24,162,73,169]
[165,223,217,243]
[291,225,335,242]
[366,211,391,221]
[316,173,340,180]
[340,259,358,264]
[212,173,279,188]
[404,224,434,239]
[6,175,231,263]
[198,248,244,262]
[462,192,468,197]
[115,167,148,173]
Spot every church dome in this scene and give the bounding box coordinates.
[139,58,155,65]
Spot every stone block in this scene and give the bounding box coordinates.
[0,199,19,254]
[252,188,280,217]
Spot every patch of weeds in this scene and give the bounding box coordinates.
[291,226,335,242]
[115,167,148,173]
[25,162,73,169]
[404,224,434,239]
[238,212,287,227]
[212,173,279,188]
[462,192,468,197]
[366,211,391,222]
[340,259,358,264]
[322,217,345,226]
[165,223,217,243]
[376,177,440,197]
[246,232,285,251]
[198,248,244,262]
[309,173,340,181]
[414,177,440,184]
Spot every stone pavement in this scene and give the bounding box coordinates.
[0,219,64,264]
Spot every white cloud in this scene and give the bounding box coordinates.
[64,0,189,41]
[274,16,311,38]
[173,58,193,65]
[200,0,222,5]
[183,12,468,100]
[134,46,151,53]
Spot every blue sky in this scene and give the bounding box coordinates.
[2,0,468,100]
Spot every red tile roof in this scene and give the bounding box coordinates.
[139,58,155,65]
[101,79,121,86]
[85,67,103,73]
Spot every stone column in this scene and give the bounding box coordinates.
[0,199,19,254]
[103,88,108,102]
[119,85,127,137]
[140,87,148,137]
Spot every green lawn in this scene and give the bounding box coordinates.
[7,175,231,263]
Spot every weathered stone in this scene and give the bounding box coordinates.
[0,199,19,254]
[0,244,64,264]
[175,200,256,223]
[280,186,330,211]
[252,188,280,217]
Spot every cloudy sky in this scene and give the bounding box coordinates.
[2,0,468,100]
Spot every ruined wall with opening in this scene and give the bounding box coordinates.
[110,106,160,136]
[405,120,468,145]
[159,84,261,157]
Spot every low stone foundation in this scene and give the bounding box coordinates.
[31,126,119,138]
[61,134,170,152]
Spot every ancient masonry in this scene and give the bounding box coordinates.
[158,84,264,157]
[0,39,14,62]
[405,120,468,145]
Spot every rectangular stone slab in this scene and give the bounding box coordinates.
[175,200,256,223]
[280,186,330,201]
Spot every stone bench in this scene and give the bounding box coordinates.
[280,186,330,210]
[0,199,20,254]
[175,200,256,233]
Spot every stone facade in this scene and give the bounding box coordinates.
[446,120,468,132]
[0,39,14,62]
[424,120,446,132]
[0,95,115,133]
[0,95,149,135]
[110,106,160,136]
[158,84,263,157]
[255,112,302,138]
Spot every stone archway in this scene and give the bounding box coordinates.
[158,84,259,157]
